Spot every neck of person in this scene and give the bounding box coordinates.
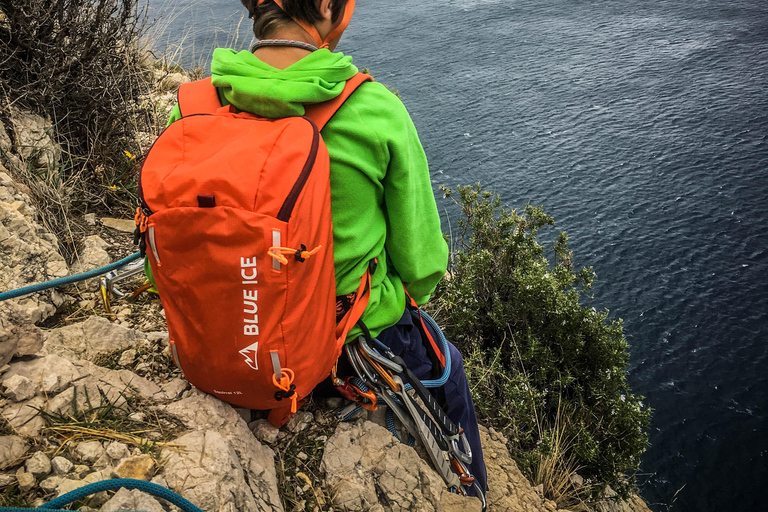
[253,25,325,70]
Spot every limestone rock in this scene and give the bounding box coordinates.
[25,451,51,478]
[105,442,131,462]
[285,410,313,433]
[9,107,62,169]
[0,173,67,366]
[70,235,111,275]
[249,418,280,445]
[480,426,557,512]
[159,377,188,400]
[15,468,35,492]
[163,430,278,512]
[595,486,654,512]
[51,456,74,475]
[321,420,481,512]
[0,435,29,470]
[2,354,80,396]
[75,441,106,464]
[159,390,283,512]
[100,487,165,512]
[113,455,155,481]
[3,374,36,401]
[2,397,45,437]
[43,316,147,361]
[101,217,136,233]
[39,475,64,492]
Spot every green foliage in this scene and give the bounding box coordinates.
[431,184,650,500]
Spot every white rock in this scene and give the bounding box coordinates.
[39,475,64,492]
[101,217,136,233]
[322,420,481,512]
[69,235,111,275]
[9,108,61,168]
[3,355,79,395]
[3,374,36,401]
[0,435,29,469]
[51,456,74,475]
[0,472,16,486]
[159,377,188,400]
[100,487,166,512]
[285,411,314,433]
[42,316,147,362]
[15,468,35,492]
[117,349,136,366]
[2,397,46,437]
[25,450,51,477]
[249,419,280,445]
[83,213,98,226]
[105,442,130,462]
[75,441,106,464]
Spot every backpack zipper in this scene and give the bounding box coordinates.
[277,117,320,222]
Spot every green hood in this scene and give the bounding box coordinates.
[210,48,358,118]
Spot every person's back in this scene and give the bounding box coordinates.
[158,0,489,502]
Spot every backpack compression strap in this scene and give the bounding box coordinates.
[304,72,373,129]
[177,77,222,117]
[176,73,373,123]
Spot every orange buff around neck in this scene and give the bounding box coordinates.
[256,0,355,49]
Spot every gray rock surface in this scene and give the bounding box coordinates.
[159,389,283,512]
[0,171,67,366]
[0,436,29,470]
[8,107,61,168]
[69,235,111,275]
[321,420,481,512]
[43,316,148,361]
[100,487,166,512]
[51,456,74,475]
[24,451,51,478]
[3,374,36,401]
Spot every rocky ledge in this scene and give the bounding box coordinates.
[0,104,651,512]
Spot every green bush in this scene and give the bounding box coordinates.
[431,184,650,502]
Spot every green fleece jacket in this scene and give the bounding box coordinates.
[153,48,448,340]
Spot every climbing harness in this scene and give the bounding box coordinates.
[0,478,203,512]
[336,313,487,510]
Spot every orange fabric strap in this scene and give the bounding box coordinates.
[177,77,222,116]
[304,72,372,129]
[256,0,356,49]
[335,262,373,344]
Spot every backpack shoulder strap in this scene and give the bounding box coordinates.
[304,72,373,130]
[177,77,222,117]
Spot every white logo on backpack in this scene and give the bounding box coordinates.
[239,342,259,370]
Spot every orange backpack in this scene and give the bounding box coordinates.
[137,73,372,427]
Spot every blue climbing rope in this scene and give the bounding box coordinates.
[0,478,203,512]
[0,252,142,302]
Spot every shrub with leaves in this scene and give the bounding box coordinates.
[431,184,650,503]
[0,0,154,246]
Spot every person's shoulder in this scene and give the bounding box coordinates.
[344,79,411,121]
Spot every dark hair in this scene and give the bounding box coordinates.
[240,0,348,40]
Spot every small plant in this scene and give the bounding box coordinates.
[430,184,650,502]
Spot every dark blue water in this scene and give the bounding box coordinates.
[144,1,768,510]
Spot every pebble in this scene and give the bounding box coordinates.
[25,451,51,478]
[51,456,74,475]
[15,469,35,492]
[117,349,137,367]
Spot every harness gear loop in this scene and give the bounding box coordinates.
[268,244,322,265]
[254,0,356,50]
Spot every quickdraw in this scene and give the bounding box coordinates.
[337,330,487,510]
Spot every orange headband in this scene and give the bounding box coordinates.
[255,0,355,49]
